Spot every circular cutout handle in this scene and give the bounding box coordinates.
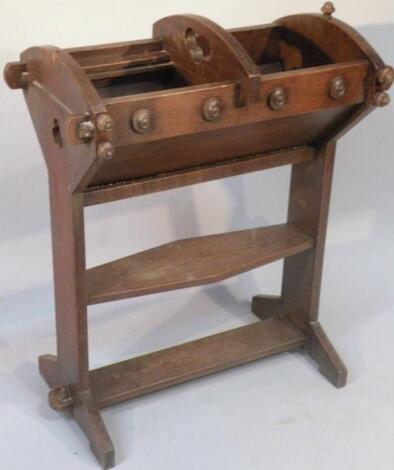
[185,28,211,64]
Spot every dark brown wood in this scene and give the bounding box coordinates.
[84,59,367,186]
[90,105,354,185]
[252,144,337,327]
[251,142,348,388]
[153,14,261,106]
[90,317,306,408]
[100,61,368,147]
[39,354,63,389]
[283,142,337,330]
[89,62,174,82]
[12,45,116,467]
[276,13,384,69]
[72,390,115,469]
[86,223,314,305]
[307,322,347,388]
[84,146,313,206]
[4,7,391,468]
[3,61,27,89]
[83,51,171,76]
[252,295,286,320]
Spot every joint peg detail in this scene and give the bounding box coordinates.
[97,142,115,160]
[78,120,95,140]
[49,386,74,412]
[373,92,390,107]
[202,97,224,121]
[329,76,347,100]
[376,66,394,90]
[96,114,114,132]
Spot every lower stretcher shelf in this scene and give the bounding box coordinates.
[90,316,306,409]
[86,223,314,305]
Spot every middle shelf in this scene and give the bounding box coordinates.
[86,223,314,305]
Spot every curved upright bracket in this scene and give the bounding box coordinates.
[19,46,110,192]
[153,14,261,106]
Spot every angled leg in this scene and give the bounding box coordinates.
[39,354,63,389]
[307,322,347,388]
[73,391,115,469]
[46,386,115,469]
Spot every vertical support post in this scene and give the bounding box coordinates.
[282,142,336,330]
[49,187,89,388]
[39,182,114,469]
[38,183,89,390]
[252,142,347,387]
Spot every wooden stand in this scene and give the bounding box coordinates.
[4,4,392,468]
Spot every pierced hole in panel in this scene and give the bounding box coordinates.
[52,119,63,148]
[185,28,211,64]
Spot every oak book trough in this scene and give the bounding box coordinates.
[4,3,392,468]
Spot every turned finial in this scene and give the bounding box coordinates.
[321,2,335,17]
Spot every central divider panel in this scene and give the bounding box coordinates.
[90,316,306,409]
[153,14,262,106]
[86,223,314,305]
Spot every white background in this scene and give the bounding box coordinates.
[0,1,393,469]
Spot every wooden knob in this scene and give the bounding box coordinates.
[373,92,390,107]
[96,114,114,132]
[202,97,224,122]
[131,108,153,134]
[329,77,347,100]
[376,66,394,90]
[97,142,115,160]
[268,87,287,110]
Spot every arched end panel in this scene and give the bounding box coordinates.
[274,14,388,103]
[275,14,385,69]
[19,47,110,192]
[153,14,261,106]
[21,46,106,116]
[275,13,391,139]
